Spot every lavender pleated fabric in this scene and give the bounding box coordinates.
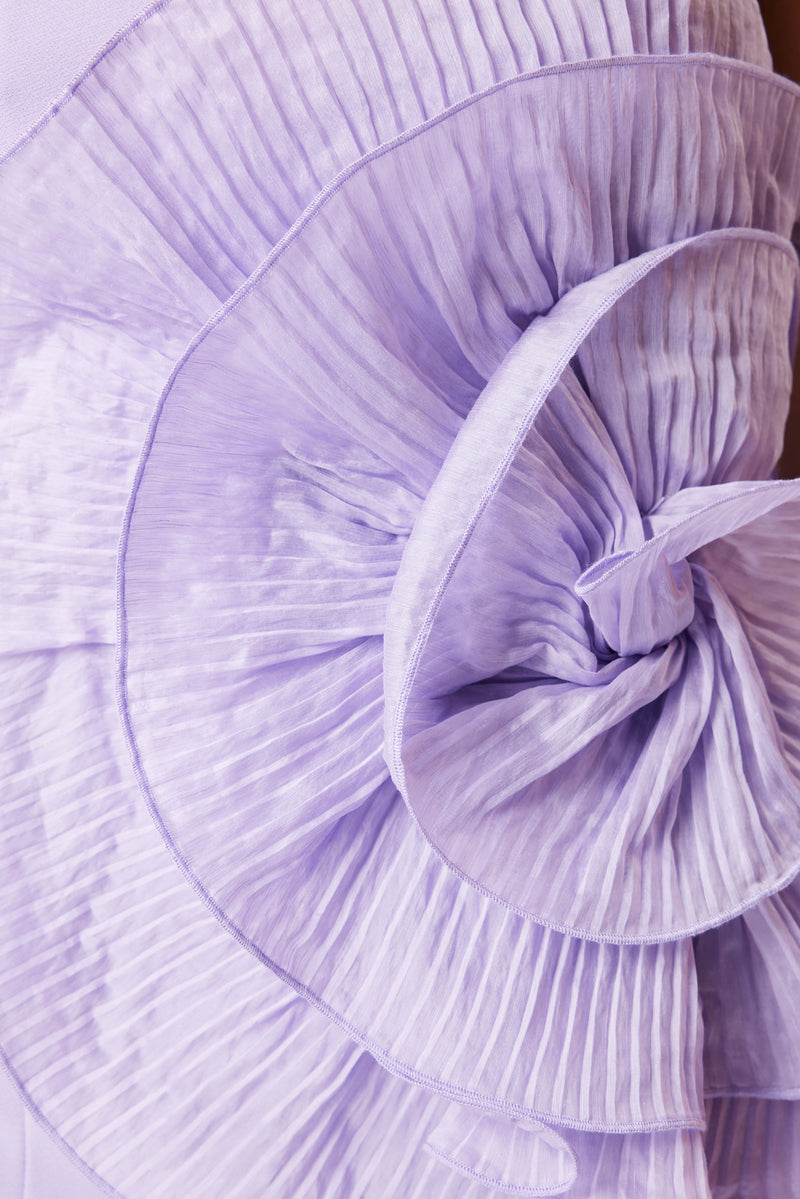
[2,0,800,1195]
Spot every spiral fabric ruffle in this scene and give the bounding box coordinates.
[2,0,800,1195]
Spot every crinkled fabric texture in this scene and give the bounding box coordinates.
[2,0,800,1196]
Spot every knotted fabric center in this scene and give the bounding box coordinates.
[576,549,693,657]
[575,481,799,658]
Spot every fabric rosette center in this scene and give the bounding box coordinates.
[577,544,695,659]
[575,480,800,658]
[384,230,800,943]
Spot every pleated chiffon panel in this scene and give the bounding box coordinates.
[2,0,800,1196]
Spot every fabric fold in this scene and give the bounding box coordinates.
[424,1107,577,1195]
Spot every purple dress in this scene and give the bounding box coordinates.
[2,0,800,1194]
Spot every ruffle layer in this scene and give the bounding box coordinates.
[2,0,800,1195]
[0,644,711,1197]
[9,0,770,297]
